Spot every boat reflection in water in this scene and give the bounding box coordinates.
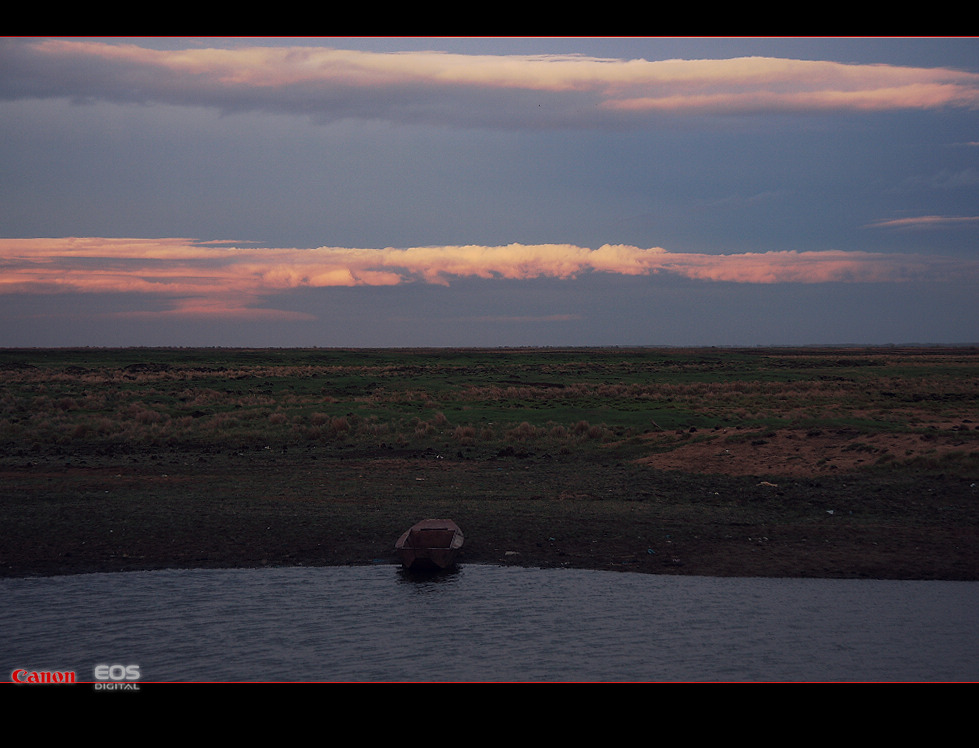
[395,519,464,572]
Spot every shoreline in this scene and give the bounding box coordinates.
[12,559,979,583]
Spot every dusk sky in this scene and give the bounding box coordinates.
[2,36,978,348]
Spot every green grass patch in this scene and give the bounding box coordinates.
[2,346,976,459]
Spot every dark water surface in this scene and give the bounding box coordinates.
[2,565,976,682]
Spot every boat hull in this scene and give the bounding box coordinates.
[395,519,464,570]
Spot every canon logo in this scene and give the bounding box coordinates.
[11,669,76,684]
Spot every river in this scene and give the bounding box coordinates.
[2,564,976,682]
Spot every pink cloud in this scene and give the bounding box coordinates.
[866,215,979,230]
[2,237,977,322]
[117,296,317,321]
[8,40,979,127]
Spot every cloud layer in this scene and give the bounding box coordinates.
[4,39,979,129]
[3,39,977,346]
[3,237,976,319]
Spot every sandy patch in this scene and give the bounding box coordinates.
[635,426,977,477]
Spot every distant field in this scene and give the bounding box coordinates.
[1,346,976,473]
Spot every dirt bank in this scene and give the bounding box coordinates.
[2,443,976,580]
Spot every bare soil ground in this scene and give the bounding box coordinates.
[2,438,976,581]
[636,425,975,477]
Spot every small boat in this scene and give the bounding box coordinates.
[395,519,464,571]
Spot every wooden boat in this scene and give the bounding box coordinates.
[395,519,464,570]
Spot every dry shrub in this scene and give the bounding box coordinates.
[119,402,163,425]
[205,413,240,431]
[508,421,540,441]
[587,424,606,440]
[362,420,390,438]
[133,407,164,425]
[79,392,109,410]
[453,425,476,444]
[173,416,194,431]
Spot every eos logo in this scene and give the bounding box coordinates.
[94,664,141,690]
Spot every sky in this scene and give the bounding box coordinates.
[1,36,978,348]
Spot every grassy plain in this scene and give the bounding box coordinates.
[1,346,976,579]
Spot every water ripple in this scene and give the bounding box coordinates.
[2,566,976,682]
